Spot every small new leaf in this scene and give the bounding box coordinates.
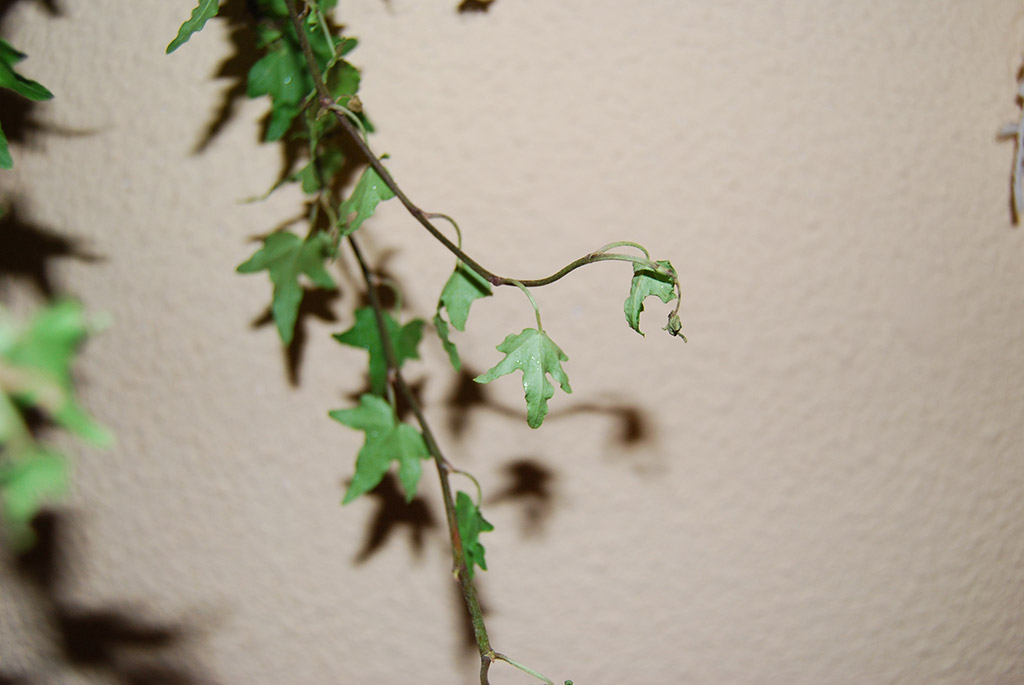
[455,491,493,579]
[236,231,336,345]
[166,0,220,54]
[338,163,395,236]
[475,328,571,429]
[333,308,424,396]
[624,260,677,336]
[663,312,686,341]
[329,394,429,503]
[434,263,492,371]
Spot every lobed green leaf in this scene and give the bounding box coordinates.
[247,41,311,141]
[236,231,336,345]
[475,328,571,429]
[329,394,429,503]
[244,5,358,142]
[338,163,395,236]
[0,448,67,550]
[2,300,112,446]
[333,307,423,396]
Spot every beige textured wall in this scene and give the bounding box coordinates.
[3,1,1024,683]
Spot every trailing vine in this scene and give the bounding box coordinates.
[168,0,683,681]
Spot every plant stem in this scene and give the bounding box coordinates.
[284,6,571,679]
[284,0,669,295]
[347,234,493,679]
[508,279,544,330]
[493,652,555,685]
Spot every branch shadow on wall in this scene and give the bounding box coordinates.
[189,0,259,155]
[445,365,652,446]
[0,512,214,684]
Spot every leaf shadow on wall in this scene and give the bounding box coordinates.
[349,473,437,563]
[0,512,215,685]
[0,0,62,162]
[250,287,340,385]
[456,0,498,13]
[0,0,60,21]
[441,366,654,533]
[0,202,103,300]
[210,0,371,384]
[489,458,556,538]
[190,0,360,194]
[189,0,259,155]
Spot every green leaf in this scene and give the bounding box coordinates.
[0,449,67,550]
[474,328,571,429]
[0,120,11,170]
[434,263,491,371]
[296,146,345,194]
[244,11,354,142]
[338,163,395,236]
[455,491,493,579]
[236,231,336,345]
[325,58,360,105]
[663,312,686,341]
[333,307,423,396]
[0,39,54,101]
[433,313,460,371]
[3,300,112,446]
[166,0,220,54]
[438,263,492,331]
[624,260,677,336]
[246,40,311,141]
[329,394,429,503]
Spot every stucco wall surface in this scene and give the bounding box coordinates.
[2,1,1023,683]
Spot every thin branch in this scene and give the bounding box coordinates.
[347,234,493,677]
[283,5,582,680]
[284,0,671,294]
